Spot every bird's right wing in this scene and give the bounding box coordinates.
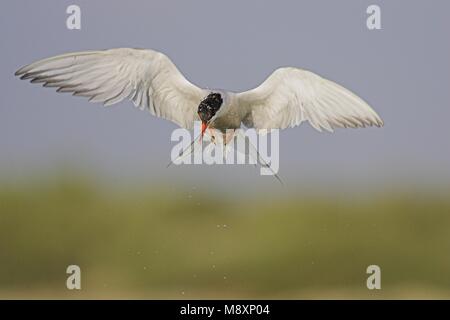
[237,67,383,132]
[15,48,208,129]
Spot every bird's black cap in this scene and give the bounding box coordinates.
[197,93,223,123]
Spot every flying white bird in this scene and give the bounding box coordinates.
[15,48,383,140]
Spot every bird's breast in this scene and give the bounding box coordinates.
[210,107,242,132]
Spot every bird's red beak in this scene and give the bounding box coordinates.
[201,121,207,137]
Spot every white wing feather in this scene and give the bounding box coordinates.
[238,67,383,131]
[15,48,207,129]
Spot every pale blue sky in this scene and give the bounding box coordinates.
[1,0,449,190]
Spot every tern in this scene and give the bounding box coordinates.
[16,47,383,181]
[16,48,384,182]
[15,48,383,135]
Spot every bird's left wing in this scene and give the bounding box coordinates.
[237,67,383,132]
[15,48,207,129]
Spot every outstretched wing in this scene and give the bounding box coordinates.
[237,67,383,132]
[15,48,207,129]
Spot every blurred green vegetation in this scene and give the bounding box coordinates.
[1,176,450,299]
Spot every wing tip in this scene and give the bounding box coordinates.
[15,66,28,77]
[372,114,384,128]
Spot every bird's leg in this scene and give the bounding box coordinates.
[166,133,201,168]
[223,129,236,146]
[209,128,216,144]
[221,130,235,162]
[234,129,284,185]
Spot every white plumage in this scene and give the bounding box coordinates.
[16,48,207,129]
[238,67,383,132]
[16,48,383,132]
